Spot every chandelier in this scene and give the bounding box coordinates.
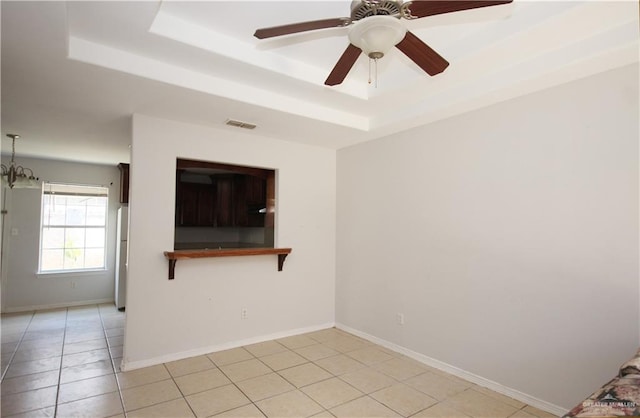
[1,134,41,189]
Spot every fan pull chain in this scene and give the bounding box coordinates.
[374,57,378,88]
[367,57,379,88]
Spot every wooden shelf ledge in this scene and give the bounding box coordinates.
[163,248,292,280]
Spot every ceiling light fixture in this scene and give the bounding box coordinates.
[347,15,406,87]
[1,134,41,189]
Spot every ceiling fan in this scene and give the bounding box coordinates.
[254,0,513,86]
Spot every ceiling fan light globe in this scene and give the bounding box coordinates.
[348,15,406,57]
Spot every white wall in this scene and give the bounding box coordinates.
[336,64,639,411]
[124,114,336,368]
[1,157,120,312]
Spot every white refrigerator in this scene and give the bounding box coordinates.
[115,206,128,310]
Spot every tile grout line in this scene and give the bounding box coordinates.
[289,343,439,417]
[246,360,328,418]
[221,341,373,417]
[244,343,330,415]
[0,310,36,382]
[208,344,326,417]
[53,307,70,418]
[213,352,270,417]
[165,362,200,418]
[98,304,128,418]
[277,338,375,415]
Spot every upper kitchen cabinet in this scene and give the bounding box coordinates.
[215,176,234,227]
[117,163,129,204]
[175,159,271,229]
[175,178,216,227]
[233,175,267,227]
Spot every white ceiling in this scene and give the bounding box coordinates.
[1,1,638,165]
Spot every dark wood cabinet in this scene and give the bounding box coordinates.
[232,175,266,227]
[117,163,129,204]
[176,182,216,227]
[215,176,234,227]
[245,176,266,205]
[176,170,266,228]
[177,182,198,226]
[245,176,266,227]
[233,176,248,227]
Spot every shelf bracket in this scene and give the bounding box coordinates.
[168,259,177,280]
[278,253,289,271]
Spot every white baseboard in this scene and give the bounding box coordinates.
[336,322,567,418]
[2,299,114,313]
[121,321,336,372]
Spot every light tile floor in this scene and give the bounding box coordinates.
[1,304,559,418]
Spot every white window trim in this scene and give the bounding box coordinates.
[38,182,109,274]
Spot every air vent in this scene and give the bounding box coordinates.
[225,119,257,130]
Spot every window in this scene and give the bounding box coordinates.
[39,183,108,273]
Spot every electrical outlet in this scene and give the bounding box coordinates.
[70,281,76,289]
[241,308,248,320]
[396,313,404,325]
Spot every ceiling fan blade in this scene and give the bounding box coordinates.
[254,17,351,39]
[405,0,513,19]
[325,44,362,86]
[395,31,449,76]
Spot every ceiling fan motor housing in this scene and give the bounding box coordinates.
[348,15,407,57]
[350,0,403,21]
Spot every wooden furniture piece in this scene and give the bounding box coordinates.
[163,247,292,280]
[118,163,129,204]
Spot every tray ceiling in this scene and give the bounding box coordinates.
[1,1,638,164]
